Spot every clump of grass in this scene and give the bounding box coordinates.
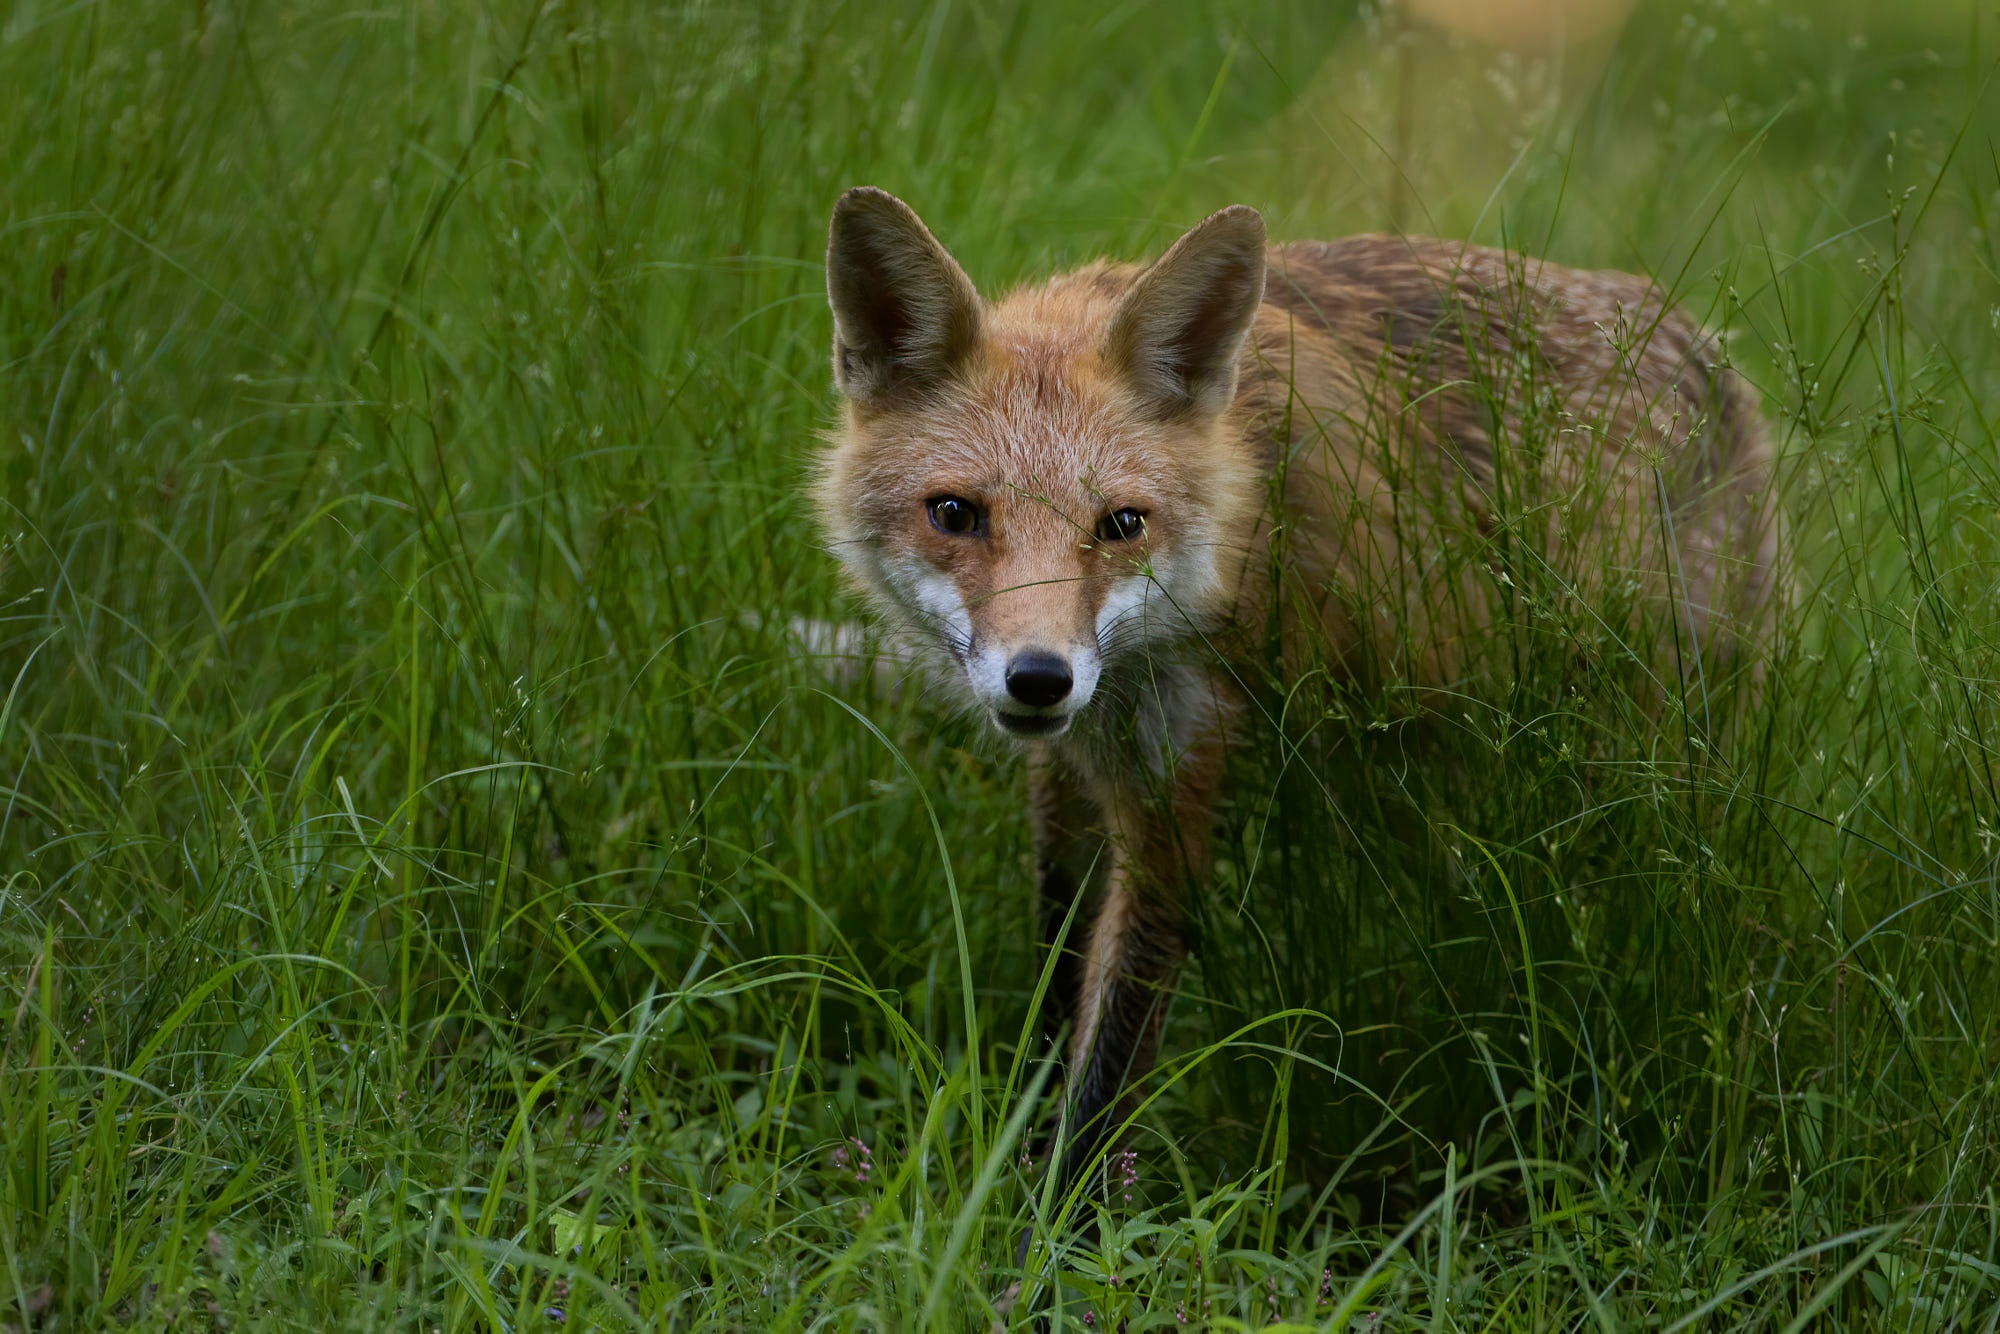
[1,0,1995,1327]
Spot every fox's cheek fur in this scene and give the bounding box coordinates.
[1093,539,1214,660]
[1093,577,1158,656]
[884,555,974,665]
[871,552,1013,703]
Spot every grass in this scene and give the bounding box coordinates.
[2,0,1997,1327]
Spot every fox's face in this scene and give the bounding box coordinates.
[818,189,1268,741]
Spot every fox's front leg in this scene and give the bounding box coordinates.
[1029,749,1104,1045]
[1053,736,1223,1205]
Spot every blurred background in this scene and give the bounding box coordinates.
[2,0,1997,1325]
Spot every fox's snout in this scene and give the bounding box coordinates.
[971,634,1101,738]
[953,586,1107,737]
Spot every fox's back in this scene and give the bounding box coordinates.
[1215,235,1783,684]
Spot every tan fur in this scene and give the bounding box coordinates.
[817,189,1783,1208]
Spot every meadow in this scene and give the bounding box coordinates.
[2,0,1998,1327]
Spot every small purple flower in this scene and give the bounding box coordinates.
[833,1137,873,1183]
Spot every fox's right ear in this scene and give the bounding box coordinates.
[827,188,982,404]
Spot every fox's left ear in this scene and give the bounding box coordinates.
[1104,205,1266,418]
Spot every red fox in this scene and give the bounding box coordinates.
[816,187,1782,1203]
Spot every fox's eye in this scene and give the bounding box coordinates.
[928,496,984,535]
[1094,508,1146,542]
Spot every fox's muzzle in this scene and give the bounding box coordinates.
[969,639,1102,739]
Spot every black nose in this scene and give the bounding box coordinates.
[1005,652,1073,708]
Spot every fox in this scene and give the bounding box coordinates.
[814,186,1783,1209]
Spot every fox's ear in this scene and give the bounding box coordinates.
[827,187,982,404]
[1104,205,1266,418]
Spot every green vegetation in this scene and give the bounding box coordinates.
[3,0,1996,1326]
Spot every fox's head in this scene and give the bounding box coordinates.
[816,188,1269,742]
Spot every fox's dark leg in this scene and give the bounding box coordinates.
[1013,764,1208,1290]
[1049,735,1223,1209]
[1010,751,1111,1296]
[1029,748,1103,1045]
[1055,855,1187,1197]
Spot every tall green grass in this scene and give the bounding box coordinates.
[2,0,1995,1326]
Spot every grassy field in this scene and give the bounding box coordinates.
[3,0,1998,1327]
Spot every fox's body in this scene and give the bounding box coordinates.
[817,189,1782,1205]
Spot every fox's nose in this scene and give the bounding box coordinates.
[1005,651,1073,708]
